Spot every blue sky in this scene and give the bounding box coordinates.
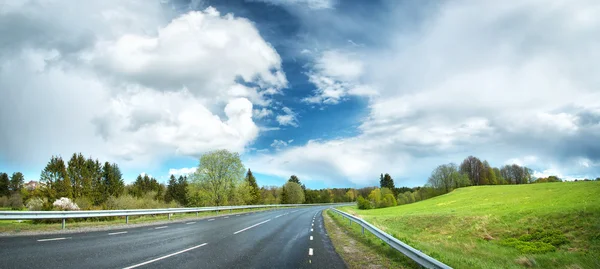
[1,0,600,188]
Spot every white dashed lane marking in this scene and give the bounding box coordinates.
[233,219,271,235]
[185,222,196,225]
[208,219,215,221]
[122,243,208,269]
[108,231,128,235]
[309,248,313,256]
[154,226,168,230]
[310,236,313,240]
[37,237,69,242]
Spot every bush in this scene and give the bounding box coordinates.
[74,197,92,210]
[8,194,24,210]
[105,193,179,210]
[26,197,46,211]
[53,197,80,211]
[357,195,371,210]
[382,193,397,207]
[0,196,8,207]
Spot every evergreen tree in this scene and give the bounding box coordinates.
[67,153,87,198]
[380,173,396,190]
[40,156,71,199]
[280,185,288,204]
[245,169,260,204]
[165,175,177,203]
[288,175,300,184]
[9,172,24,192]
[0,172,9,196]
[176,175,189,206]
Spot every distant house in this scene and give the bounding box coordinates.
[24,180,41,191]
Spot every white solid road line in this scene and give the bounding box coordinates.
[154,226,168,230]
[122,243,208,269]
[108,231,128,235]
[309,248,314,256]
[310,236,313,240]
[208,219,215,221]
[37,237,69,242]
[233,219,271,235]
[185,222,196,225]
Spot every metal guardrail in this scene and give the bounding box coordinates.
[0,203,343,229]
[330,207,452,269]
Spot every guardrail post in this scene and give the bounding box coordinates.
[168,213,171,220]
[62,218,66,229]
[362,226,364,235]
[349,219,351,226]
[196,211,199,217]
[126,215,129,224]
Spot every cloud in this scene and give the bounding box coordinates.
[250,0,600,186]
[276,107,299,127]
[249,0,335,9]
[0,2,285,172]
[303,50,376,105]
[253,108,273,119]
[270,139,289,151]
[169,167,198,176]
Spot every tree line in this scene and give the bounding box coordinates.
[2,152,598,211]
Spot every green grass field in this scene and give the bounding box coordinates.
[339,181,600,269]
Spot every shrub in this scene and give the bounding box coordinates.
[74,197,92,210]
[0,196,8,207]
[106,193,179,210]
[26,197,46,211]
[357,195,371,210]
[8,194,24,210]
[53,197,80,211]
[382,193,397,207]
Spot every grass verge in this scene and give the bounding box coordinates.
[339,181,600,268]
[323,209,420,269]
[0,207,273,235]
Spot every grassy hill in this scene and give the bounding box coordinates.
[339,181,600,268]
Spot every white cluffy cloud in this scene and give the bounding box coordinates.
[304,50,376,105]
[250,0,600,186]
[0,2,287,172]
[276,107,299,127]
[251,0,335,9]
[169,167,198,176]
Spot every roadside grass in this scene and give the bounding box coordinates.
[0,207,273,234]
[339,181,600,269]
[323,209,419,269]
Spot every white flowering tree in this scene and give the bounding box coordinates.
[53,197,80,211]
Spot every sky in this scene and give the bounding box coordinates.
[1,0,599,189]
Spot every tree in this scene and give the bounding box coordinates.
[281,182,305,204]
[428,163,463,193]
[245,169,261,204]
[40,156,72,199]
[9,172,24,192]
[101,162,124,199]
[459,156,484,186]
[67,153,87,198]
[189,150,245,206]
[288,175,300,184]
[165,175,177,203]
[0,172,9,197]
[380,173,396,190]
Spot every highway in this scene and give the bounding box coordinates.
[0,206,346,268]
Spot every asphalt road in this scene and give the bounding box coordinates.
[0,206,346,269]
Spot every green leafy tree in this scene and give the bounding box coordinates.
[245,169,261,204]
[189,149,245,206]
[281,182,304,204]
[280,185,288,204]
[9,172,25,192]
[0,172,9,197]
